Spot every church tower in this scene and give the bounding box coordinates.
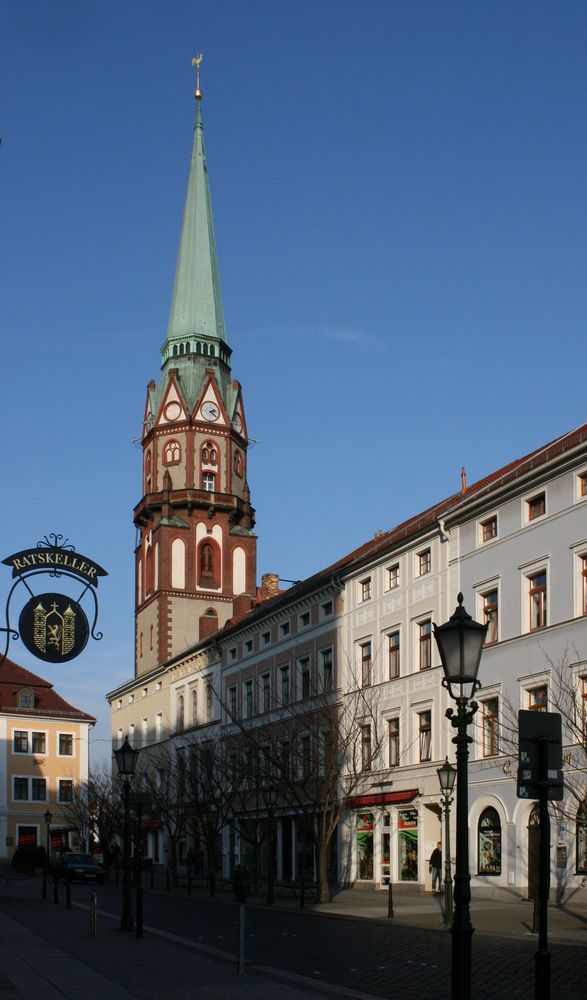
[134,63,257,675]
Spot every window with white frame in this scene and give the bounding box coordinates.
[260,672,271,713]
[387,563,400,589]
[280,665,290,705]
[13,776,46,802]
[360,641,372,686]
[228,685,237,720]
[13,730,47,755]
[388,630,400,678]
[481,589,498,645]
[13,731,28,754]
[481,697,499,757]
[320,647,333,691]
[577,471,587,500]
[528,684,548,711]
[580,554,587,616]
[526,491,546,522]
[418,711,432,761]
[13,777,28,801]
[419,620,432,670]
[480,515,498,543]
[528,570,547,630]
[389,717,400,767]
[361,724,372,771]
[418,549,431,576]
[58,779,74,803]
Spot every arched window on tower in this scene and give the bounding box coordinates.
[163,440,181,465]
[201,442,217,465]
[145,546,154,596]
[233,451,243,478]
[209,345,215,357]
[478,807,501,875]
[198,539,220,589]
[145,451,152,493]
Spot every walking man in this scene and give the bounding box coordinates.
[429,841,442,892]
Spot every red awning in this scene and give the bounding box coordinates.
[346,789,419,809]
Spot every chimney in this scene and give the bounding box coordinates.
[461,467,467,494]
[199,609,219,641]
[232,593,255,618]
[261,573,280,600]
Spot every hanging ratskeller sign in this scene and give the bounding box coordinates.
[0,533,107,665]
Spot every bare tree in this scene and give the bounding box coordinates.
[139,740,189,883]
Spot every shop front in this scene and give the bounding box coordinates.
[348,790,421,886]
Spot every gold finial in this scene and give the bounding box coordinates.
[192,53,203,100]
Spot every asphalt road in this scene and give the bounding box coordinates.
[1,879,585,1000]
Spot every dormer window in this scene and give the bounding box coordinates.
[17,691,34,710]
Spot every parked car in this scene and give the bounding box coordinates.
[53,853,105,884]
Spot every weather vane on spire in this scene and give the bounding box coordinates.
[192,53,203,100]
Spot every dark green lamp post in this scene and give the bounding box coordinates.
[434,594,487,1000]
[114,736,139,932]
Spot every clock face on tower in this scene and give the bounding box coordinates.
[164,401,181,422]
[201,401,220,422]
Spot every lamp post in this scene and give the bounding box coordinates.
[437,757,456,926]
[434,593,487,1000]
[42,809,52,900]
[114,736,139,932]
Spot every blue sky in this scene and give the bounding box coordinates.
[2,1,586,767]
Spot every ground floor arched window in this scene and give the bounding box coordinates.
[478,806,501,875]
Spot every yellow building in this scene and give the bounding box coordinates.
[0,657,95,860]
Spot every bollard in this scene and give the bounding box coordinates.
[387,880,394,918]
[65,875,71,909]
[90,893,97,936]
[299,877,305,909]
[237,901,245,975]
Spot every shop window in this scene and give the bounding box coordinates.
[356,813,374,880]
[388,631,400,678]
[576,801,587,874]
[478,807,502,875]
[528,571,547,630]
[389,717,400,767]
[398,809,418,881]
[482,590,499,645]
[419,620,432,670]
[360,641,372,687]
[482,698,499,757]
[418,711,432,761]
[163,440,181,465]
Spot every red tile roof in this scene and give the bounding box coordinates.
[0,656,96,722]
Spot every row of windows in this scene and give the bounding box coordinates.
[12,731,74,756]
[227,649,334,721]
[358,621,432,685]
[13,776,74,803]
[169,340,230,364]
[144,443,244,489]
[227,600,334,662]
[360,549,432,603]
[477,476,587,547]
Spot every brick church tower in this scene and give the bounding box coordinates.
[134,70,257,675]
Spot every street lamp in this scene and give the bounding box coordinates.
[42,809,52,900]
[114,736,139,932]
[434,593,487,1000]
[436,757,456,926]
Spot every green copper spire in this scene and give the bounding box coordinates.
[163,61,226,364]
